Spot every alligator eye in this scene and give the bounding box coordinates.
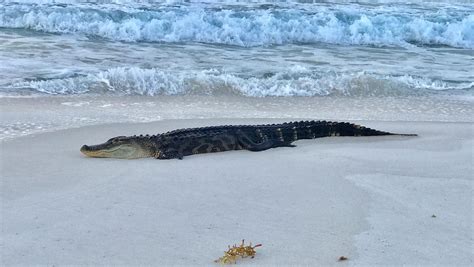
[108,136,126,143]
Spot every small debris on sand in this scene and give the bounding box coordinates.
[338,256,348,261]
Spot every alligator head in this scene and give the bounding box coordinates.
[80,136,156,159]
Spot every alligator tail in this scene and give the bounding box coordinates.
[278,121,416,140]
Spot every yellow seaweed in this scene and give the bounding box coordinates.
[215,240,262,264]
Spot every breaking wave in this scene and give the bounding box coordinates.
[0,3,473,48]
[9,67,473,97]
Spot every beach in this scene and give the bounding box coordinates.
[1,113,472,265]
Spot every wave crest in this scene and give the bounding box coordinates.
[9,67,473,97]
[0,4,472,48]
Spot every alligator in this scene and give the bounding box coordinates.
[80,120,416,160]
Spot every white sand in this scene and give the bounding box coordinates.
[1,118,472,265]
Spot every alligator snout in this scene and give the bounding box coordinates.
[81,144,99,154]
[80,144,105,157]
[81,144,103,152]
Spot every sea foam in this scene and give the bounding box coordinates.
[10,67,473,97]
[0,3,472,48]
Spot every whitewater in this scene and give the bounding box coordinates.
[0,0,473,140]
[0,0,472,97]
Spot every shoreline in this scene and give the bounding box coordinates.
[1,95,473,141]
[2,119,472,265]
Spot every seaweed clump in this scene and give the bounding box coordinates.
[215,240,262,264]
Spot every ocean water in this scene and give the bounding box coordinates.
[0,0,473,140]
[0,0,472,98]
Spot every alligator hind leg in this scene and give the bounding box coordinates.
[244,139,275,152]
[273,140,296,148]
[237,131,296,152]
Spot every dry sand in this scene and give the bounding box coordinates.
[1,118,472,265]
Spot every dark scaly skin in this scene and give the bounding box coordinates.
[80,120,416,160]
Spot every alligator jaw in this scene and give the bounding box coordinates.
[80,143,121,158]
[80,140,152,159]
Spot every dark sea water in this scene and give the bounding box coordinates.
[0,0,472,98]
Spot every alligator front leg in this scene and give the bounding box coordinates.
[155,149,184,160]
